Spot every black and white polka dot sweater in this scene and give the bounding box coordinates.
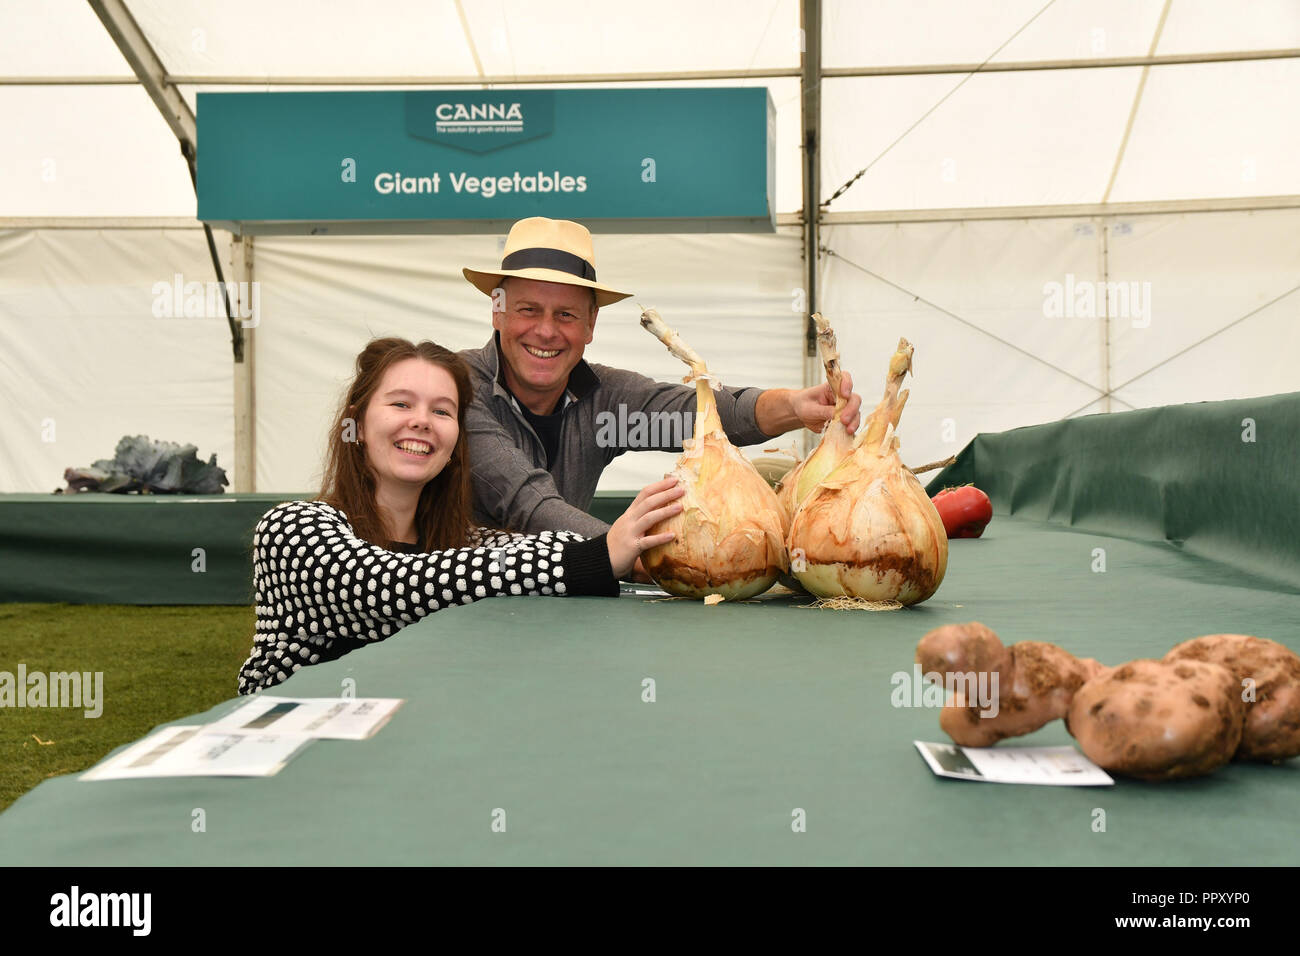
[237,499,618,694]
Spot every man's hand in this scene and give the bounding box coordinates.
[756,373,862,437]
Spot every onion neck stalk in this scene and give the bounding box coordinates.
[638,308,788,601]
[856,341,912,453]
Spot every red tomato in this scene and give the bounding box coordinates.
[930,485,993,539]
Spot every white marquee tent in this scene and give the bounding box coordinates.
[2,0,1297,497]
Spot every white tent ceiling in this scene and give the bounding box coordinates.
[1,1,1297,495]
[4,0,1298,217]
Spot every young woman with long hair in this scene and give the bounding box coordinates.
[237,337,682,693]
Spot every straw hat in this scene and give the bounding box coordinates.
[463,217,632,308]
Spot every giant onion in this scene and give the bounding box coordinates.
[639,309,788,600]
[786,330,948,605]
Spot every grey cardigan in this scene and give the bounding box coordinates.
[459,332,772,537]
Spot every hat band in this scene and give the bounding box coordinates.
[501,247,597,282]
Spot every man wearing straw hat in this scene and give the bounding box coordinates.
[460,216,861,553]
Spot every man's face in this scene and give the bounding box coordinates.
[492,277,597,410]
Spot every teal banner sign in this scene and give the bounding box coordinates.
[197,88,775,234]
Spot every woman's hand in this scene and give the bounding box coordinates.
[607,476,685,579]
[628,557,655,584]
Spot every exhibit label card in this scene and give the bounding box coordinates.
[915,741,1114,786]
[82,726,312,780]
[207,697,405,740]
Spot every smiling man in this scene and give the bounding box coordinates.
[458,217,861,545]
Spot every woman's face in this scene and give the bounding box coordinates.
[358,358,460,493]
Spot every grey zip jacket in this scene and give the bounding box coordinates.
[459,332,772,537]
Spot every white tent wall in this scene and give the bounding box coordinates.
[3,0,1298,497]
[0,85,198,217]
[819,58,1300,211]
[823,0,1165,64]
[821,216,1105,470]
[0,226,233,492]
[821,206,1300,470]
[1101,207,1300,410]
[1104,58,1300,203]
[6,207,1292,496]
[251,228,804,495]
[821,69,1145,209]
[125,0,800,78]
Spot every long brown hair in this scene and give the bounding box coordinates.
[318,338,474,551]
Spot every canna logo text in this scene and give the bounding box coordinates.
[435,102,523,133]
[406,90,554,153]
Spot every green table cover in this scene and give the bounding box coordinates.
[928,391,1300,590]
[2,517,1296,865]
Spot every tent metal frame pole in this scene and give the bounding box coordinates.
[12,48,1294,87]
[800,0,822,390]
[87,1,258,491]
[231,236,256,493]
[1099,218,1112,415]
[798,0,822,458]
[821,48,1300,76]
[85,0,196,144]
[0,218,203,229]
[810,195,1300,224]
[5,199,1295,231]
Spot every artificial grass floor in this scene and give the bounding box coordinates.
[0,603,255,813]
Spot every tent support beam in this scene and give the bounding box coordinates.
[1099,218,1112,414]
[3,193,1293,234]
[821,48,1300,77]
[6,47,1296,88]
[88,1,257,489]
[808,195,1300,225]
[799,0,821,346]
[0,218,204,228]
[12,47,1293,87]
[798,0,822,458]
[86,0,196,146]
[231,236,256,493]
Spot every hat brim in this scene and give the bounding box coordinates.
[463,267,632,308]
